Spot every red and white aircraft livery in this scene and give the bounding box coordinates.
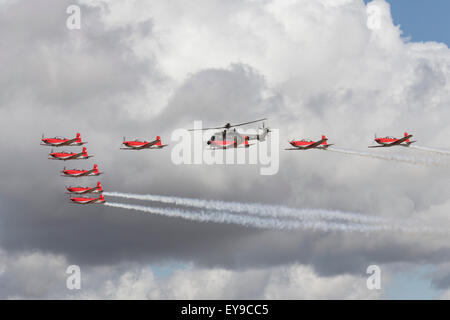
[286,135,334,150]
[121,136,168,150]
[61,164,102,178]
[66,181,103,194]
[207,135,251,149]
[369,132,416,148]
[70,194,105,205]
[49,147,92,161]
[41,133,86,147]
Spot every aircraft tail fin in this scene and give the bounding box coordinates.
[155,136,162,146]
[404,132,410,142]
[257,126,271,141]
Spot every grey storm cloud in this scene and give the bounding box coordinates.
[1,0,450,298]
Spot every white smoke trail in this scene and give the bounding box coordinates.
[327,147,449,167]
[104,191,385,225]
[105,202,367,232]
[410,145,450,156]
[104,202,446,235]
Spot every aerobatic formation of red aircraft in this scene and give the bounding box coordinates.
[121,136,168,150]
[41,127,419,206]
[42,133,107,205]
[285,132,416,150]
[42,132,168,205]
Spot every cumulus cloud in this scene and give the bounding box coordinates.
[0,248,381,299]
[98,264,381,300]
[1,0,450,298]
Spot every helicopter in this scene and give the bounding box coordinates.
[189,118,271,149]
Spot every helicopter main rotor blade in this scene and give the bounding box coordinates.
[188,118,267,131]
[188,126,226,131]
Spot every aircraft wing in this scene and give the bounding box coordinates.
[61,138,77,146]
[60,153,83,160]
[308,139,327,149]
[285,146,309,150]
[368,145,388,148]
[79,188,94,194]
[154,144,169,148]
[56,138,85,146]
[140,140,159,149]
[74,199,96,204]
[49,156,74,160]
[396,135,414,144]
[77,170,92,177]
[385,137,408,146]
[42,142,64,146]
[120,145,145,150]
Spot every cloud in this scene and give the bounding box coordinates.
[0,248,381,299]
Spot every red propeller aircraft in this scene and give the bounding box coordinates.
[61,164,102,177]
[66,181,103,194]
[70,194,105,205]
[41,133,86,147]
[286,135,334,150]
[369,132,416,148]
[49,147,92,161]
[121,136,168,150]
